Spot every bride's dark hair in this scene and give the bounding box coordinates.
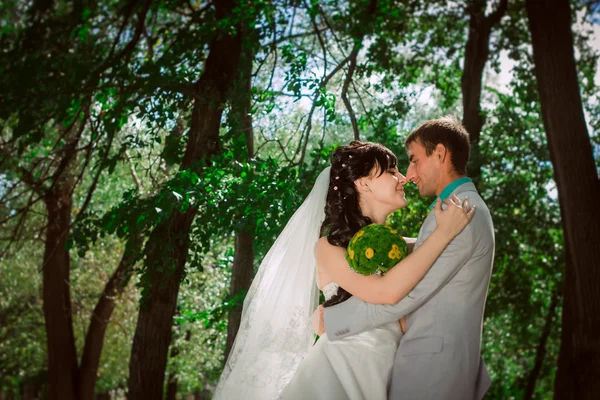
[320,140,398,307]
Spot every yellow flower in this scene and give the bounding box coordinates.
[348,248,355,260]
[387,226,398,234]
[388,244,401,259]
[365,248,374,259]
[353,230,365,244]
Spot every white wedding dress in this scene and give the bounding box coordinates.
[279,282,403,400]
[213,168,402,400]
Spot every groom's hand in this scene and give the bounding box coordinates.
[311,305,325,336]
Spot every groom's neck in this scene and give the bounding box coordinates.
[435,171,465,196]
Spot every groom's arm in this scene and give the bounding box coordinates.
[324,224,475,340]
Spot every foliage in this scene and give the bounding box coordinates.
[0,0,598,398]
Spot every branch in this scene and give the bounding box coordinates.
[308,6,328,80]
[114,0,152,64]
[105,0,138,63]
[95,0,151,79]
[485,0,508,29]
[76,129,115,219]
[351,80,376,130]
[317,5,347,61]
[0,193,44,226]
[295,98,318,167]
[49,108,89,191]
[70,121,98,196]
[0,146,46,196]
[341,45,361,140]
[264,27,330,48]
[0,190,35,260]
[255,134,293,164]
[125,150,143,192]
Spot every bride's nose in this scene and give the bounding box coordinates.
[397,172,407,186]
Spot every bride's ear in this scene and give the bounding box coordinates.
[354,177,371,194]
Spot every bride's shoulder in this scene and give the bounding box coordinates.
[315,237,344,256]
[316,236,332,249]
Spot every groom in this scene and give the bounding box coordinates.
[316,117,495,399]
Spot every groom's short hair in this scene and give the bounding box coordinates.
[405,116,470,175]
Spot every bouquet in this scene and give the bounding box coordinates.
[346,224,410,275]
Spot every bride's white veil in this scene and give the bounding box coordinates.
[214,167,331,400]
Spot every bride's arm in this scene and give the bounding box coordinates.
[319,197,475,305]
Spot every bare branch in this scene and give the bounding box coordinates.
[125,150,143,192]
[351,81,375,130]
[49,108,89,191]
[341,45,361,140]
[105,0,138,63]
[76,129,115,219]
[264,27,330,48]
[486,0,508,29]
[0,194,43,226]
[0,190,35,260]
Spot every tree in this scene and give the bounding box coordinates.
[526,0,600,397]
[224,26,258,361]
[0,0,152,397]
[126,1,245,397]
[461,0,508,184]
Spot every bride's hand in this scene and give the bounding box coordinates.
[433,194,475,241]
[311,305,325,336]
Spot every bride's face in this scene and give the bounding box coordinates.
[359,164,408,212]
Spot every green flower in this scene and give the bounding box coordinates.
[345,224,409,275]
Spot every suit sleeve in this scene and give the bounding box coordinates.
[323,223,475,340]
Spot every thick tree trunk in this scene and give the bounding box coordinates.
[223,27,256,362]
[523,291,560,400]
[461,0,507,184]
[127,1,243,398]
[127,213,195,400]
[42,187,78,400]
[526,0,600,398]
[165,376,177,400]
[78,235,140,400]
[225,229,255,361]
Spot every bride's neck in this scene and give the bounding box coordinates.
[360,202,388,225]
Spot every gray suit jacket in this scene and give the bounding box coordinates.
[323,182,494,400]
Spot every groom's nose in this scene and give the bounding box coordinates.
[405,164,416,183]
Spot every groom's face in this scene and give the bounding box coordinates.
[405,141,440,197]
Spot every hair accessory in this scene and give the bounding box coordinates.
[349,155,353,159]
[342,164,346,167]
[333,186,338,191]
[335,176,339,180]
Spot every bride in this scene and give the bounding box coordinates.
[214,141,474,400]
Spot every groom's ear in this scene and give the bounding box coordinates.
[434,143,448,164]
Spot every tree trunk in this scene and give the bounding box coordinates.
[525,0,600,398]
[78,234,140,400]
[225,230,255,361]
[223,24,256,362]
[165,376,177,400]
[42,187,78,400]
[127,1,244,398]
[523,291,560,400]
[461,0,507,184]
